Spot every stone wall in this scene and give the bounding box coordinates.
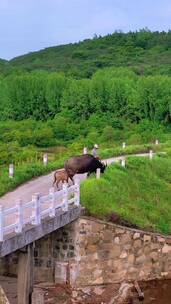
[64,217,171,286]
[1,216,171,288]
[34,234,54,283]
[34,222,77,283]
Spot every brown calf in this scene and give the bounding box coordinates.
[53,169,74,189]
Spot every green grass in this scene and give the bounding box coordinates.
[81,156,171,235]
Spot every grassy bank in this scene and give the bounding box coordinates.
[81,155,171,234]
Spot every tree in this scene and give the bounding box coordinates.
[101,126,115,142]
[46,73,66,116]
[137,76,171,122]
[61,79,91,120]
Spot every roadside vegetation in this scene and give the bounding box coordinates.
[81,155,171,235]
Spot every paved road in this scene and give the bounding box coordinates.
[0,153,152,209]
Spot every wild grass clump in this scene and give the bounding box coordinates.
[81,156,171,234]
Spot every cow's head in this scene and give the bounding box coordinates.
[100,161,107,173]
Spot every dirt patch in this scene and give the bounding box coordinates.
[34,279,171,304]
[72,284,121,304]
[44,284,72,304]
[84,210,140,230]
[107,212,139,229]
[123,279,171,304]
[0,276,17,304]
[85,211,158,233]
[34,283,121,304]
[139,279,171,304]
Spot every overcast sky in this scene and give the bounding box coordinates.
[0,0,171,60]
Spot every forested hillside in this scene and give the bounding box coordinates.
[9,29,171,78]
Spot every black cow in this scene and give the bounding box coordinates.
[64,154,107,178]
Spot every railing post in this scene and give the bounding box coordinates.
[9,164,14,178]
[122,142,126,149]
[15,199,23,233]
[121,158,126,167]
[49,187,55,218]
[0,205,3,242]
[62,183,68,212]
[74,179,80,206]
[149,150,153,160]
[96,168,101,179]
[83,147,88,154]
[43,154,48,166]
[31,193,41,225]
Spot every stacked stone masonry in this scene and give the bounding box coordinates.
[0,217,171,287]
[67,217,171,286]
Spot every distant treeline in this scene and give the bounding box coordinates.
[0,67,171,123]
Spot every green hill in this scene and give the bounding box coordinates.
[0,58,20,75]
[9,29,171,78]
[0,58,9,73]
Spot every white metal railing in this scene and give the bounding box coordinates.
[0,181,80,242]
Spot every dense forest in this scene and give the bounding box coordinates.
[0,67,171,123]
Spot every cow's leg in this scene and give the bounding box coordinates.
[66,177,70,186]
[53,175,56,187]
[61,178,67,189]
[70,176,75,185]
[56,180,60,190]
